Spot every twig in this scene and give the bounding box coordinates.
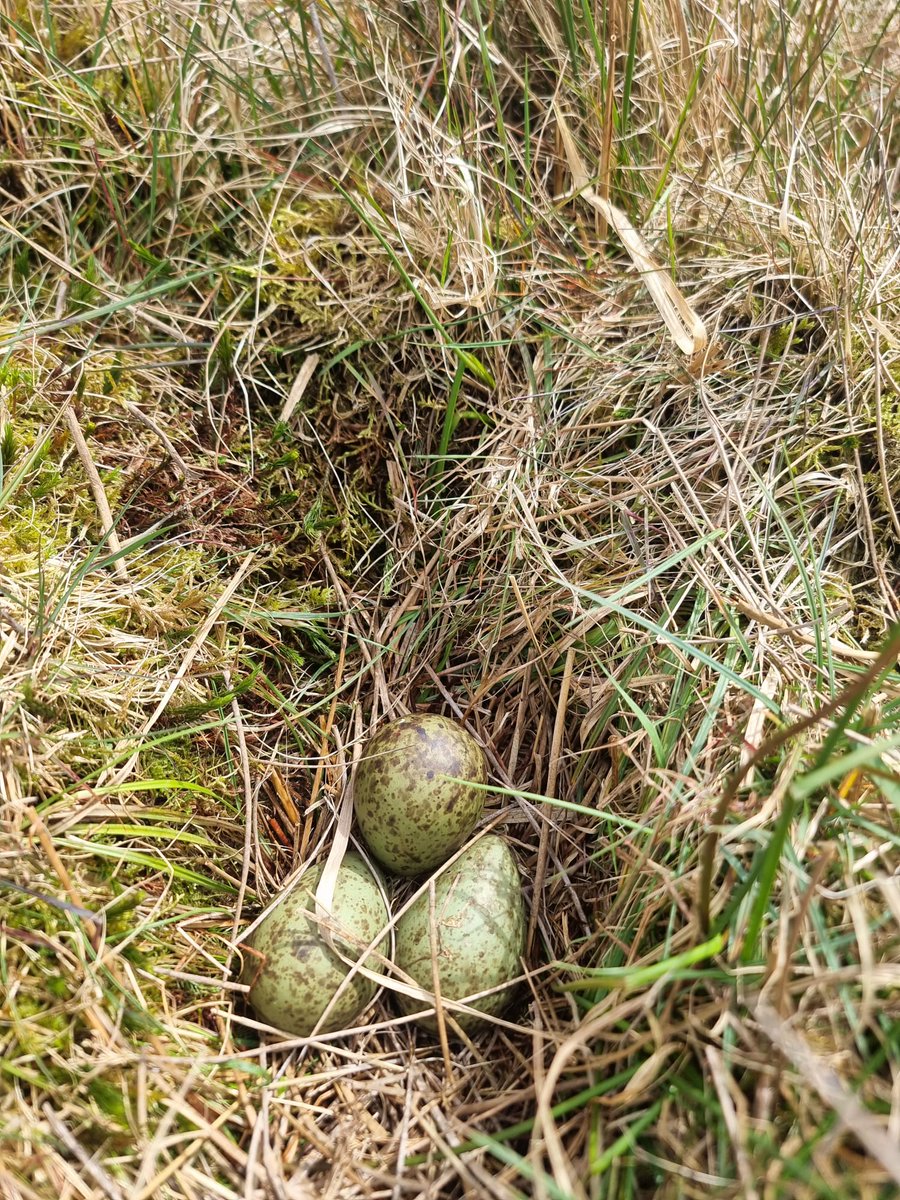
[65,402,129,581]
[121,399,194,479]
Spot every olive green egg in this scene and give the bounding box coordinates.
[240,853,389,1037]
[354,713,488,877]
[394,836,525,1033]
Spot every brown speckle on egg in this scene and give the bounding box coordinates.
[394,835,525,1034]
[353,714,487,876]
[240,853,389,1037]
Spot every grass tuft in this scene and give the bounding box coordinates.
[1,1,899,1197]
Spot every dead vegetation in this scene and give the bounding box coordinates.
[1,0,899,1197]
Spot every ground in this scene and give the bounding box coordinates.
[1,1,899,1198]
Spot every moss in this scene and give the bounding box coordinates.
[767,316,816,358]
[863,470,899,523]
[855,393,900,527]
[851,600,890,644]
[881,394,900,442]
[227,419,386,574]
[884,358,900,393]
[0,360,41,397]
[142,740,232,797]
[269,199,347,241]
[786,433,860,473]
[55,21,94,64]
[231,196,401,337]
[0,351,168,568]
[0,346,276,824]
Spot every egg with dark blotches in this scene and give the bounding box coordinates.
[353,714,487,877]
[394,836,525,1033]
[240,853,389,1037]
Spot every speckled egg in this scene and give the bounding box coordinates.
[354,714,488,877]
[240,853,389,1037]
[394,835,525,1033]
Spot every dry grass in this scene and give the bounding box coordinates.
[1,0,900,1197]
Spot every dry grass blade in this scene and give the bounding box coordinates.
[555,106,707,359]
[106,554,257,787]
[64,401,129,582]
[755,999,900,1187]
[41,1104,126,1200]
[1,1,899,1198]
